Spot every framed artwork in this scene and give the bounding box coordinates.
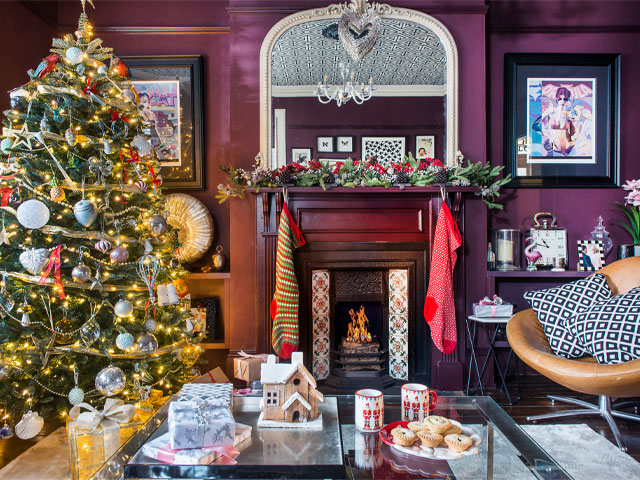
[577,240,605,271]
[291,148,312,163]
[191,298,218,341]
[317,136,334,153]
[361,136,406,163]
[415,135,435,159]
[336,136,354,153]
[125,55,204,190]
[504,53,619,188]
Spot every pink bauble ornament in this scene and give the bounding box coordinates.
[95,238,112,253]
[110,245,129,263]
[135,180,148,192]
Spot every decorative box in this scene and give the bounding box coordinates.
[177,382,233,407]
[168,402,235,449]
[472,303,513,318]
[234,353,274,382]
[142,423,251,465]
[67,417,143,480]
[193,366,230,384]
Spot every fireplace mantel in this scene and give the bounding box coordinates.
[245,187,475,389]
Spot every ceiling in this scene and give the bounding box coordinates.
[271,18,446,89]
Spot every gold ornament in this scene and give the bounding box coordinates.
[178,344,201,367]
[54,318,74,345]
[50,178,65,202]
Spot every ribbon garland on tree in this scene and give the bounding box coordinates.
[38,244,66,299]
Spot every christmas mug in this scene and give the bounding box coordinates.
[401,383,438,422]
[355,389,384,432]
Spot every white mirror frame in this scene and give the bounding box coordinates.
[258,2,459,170]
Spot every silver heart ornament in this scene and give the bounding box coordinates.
[19,248,50,275]
[338,9,381,62]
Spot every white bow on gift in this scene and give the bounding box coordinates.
[68,398,137,458]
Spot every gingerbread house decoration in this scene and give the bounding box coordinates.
[260,352,324,423]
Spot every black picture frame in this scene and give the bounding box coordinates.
[124,55,204,190]
[504,53,620,188]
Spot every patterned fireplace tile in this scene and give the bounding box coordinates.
[389,269,409,380]
[312,270,330,379]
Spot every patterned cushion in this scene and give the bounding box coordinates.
[565,286,640,364]
[523,273,611,358]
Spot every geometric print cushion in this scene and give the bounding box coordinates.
[523,273,611,358]
[564,286,640,364]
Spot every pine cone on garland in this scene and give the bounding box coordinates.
[395,170,410,184]
[323,171,336,184]
[434,167,449,184]
[278,167,293,185]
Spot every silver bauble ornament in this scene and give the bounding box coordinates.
[114,299,133,318]
[131,135,152,156]
[149,215,168,236]
[65,47,84,64]
[0,137,12,154]
[95,365,126,396]
[19,248,50,275]
[136,333,158,353]
[71,263,91,283]
[80,318,100,347]
[16,199,50,229]
[73,199,98,227]
[110,245,129,263]
[103,138,112,154]
[65,127,78,146]
[144,318,157,333]
[122,89,136,103]
[68,386,84,405]
[9,95,23,111]
[95,238,112,253]
[15,411,44,440]
[116,332,135,350]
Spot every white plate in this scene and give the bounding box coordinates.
[391,420,482,460]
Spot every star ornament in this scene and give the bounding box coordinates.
[30,334,57,368]
[90,265,104,290]
[10,123,37,151]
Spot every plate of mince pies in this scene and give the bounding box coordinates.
[379,416,481,460]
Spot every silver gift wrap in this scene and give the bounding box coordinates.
[176,383,233,407]
[168,402,235,450]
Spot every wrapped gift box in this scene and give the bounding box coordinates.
[142,423,251,465]
[193,366,230,384]
[168,402,235,449]
[472,303,513,318]
[68,418,143,480]
[234,354,275,382]
[177,382,233,407]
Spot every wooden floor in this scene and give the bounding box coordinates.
[0,375,638,471]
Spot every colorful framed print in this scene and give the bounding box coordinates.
[577,240,605,271]
[415,135,435,159]
[317,136,334,153]
[291,148,312,163]
[361,136,406,163]
[336,136,354,153]
[504,53,619,188]
[125,55,204,189]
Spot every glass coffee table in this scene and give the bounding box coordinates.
[91,394,572,479]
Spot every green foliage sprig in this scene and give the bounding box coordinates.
[217,154,511,209]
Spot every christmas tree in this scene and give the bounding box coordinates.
[0,8,201,427]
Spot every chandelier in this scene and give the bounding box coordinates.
[314,62,374,107]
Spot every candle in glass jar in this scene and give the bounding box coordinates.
[497,238,514,263]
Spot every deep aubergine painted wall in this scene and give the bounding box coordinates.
[273,96,446,162]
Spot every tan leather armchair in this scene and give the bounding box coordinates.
[506,256,640,451]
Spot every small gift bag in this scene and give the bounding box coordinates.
[167,402,235,449]
[67,398,142,480]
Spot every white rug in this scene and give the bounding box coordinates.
[523,424,640,480]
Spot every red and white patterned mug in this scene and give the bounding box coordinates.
[355,389,384,431]
[401,383,438,422]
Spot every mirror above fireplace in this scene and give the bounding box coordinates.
[258,0,459,169]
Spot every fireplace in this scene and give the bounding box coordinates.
[253,189,470,390]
